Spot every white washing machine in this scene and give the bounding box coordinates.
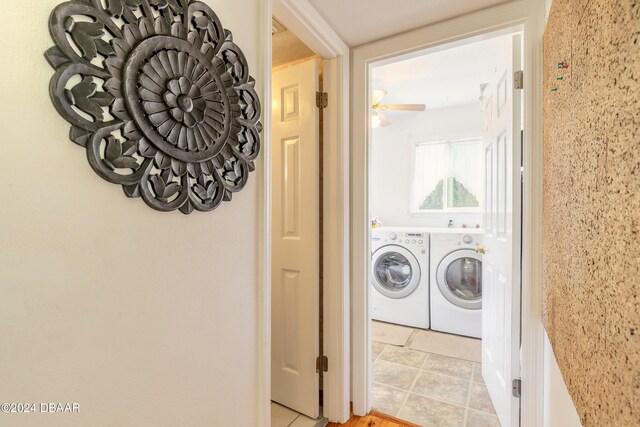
[430,231,483,338]
[371,228,430,329]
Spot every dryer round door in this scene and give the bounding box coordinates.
[436,249,482,309]
[371,245,421,299]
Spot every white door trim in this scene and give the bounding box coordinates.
[258,1,273,426]
[321,54,352,424]
[273,0,348,57]
[350,1,545,425]
[261,0,351,424]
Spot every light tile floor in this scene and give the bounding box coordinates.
[271,402,328,427]
[372,335,500,427]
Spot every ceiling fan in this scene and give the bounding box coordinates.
[371,89,426,128]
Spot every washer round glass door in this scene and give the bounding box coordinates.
[436,249,482,309]
[371,245,421,299]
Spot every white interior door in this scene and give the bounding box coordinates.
[271,59,320,419]
[481,33,522,427]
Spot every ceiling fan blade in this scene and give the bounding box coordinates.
[372,89,387,105]
[383,104,426,112]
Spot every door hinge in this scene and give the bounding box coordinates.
[316,355,328,373]
[514,70,524,90]
[512,378,522,398]
[316,91,328,109]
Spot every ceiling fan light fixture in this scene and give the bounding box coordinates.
[372,89,388,105]
[371,114,381,129]
[371,88,425,127]
[378,112,391,127]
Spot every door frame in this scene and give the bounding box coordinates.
[259,0,351,424]
[350,1,545,425]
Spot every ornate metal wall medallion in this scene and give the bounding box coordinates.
[45,0,262,214]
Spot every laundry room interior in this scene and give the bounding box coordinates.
[368,32,521,426]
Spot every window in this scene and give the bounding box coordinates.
[412,139,483,212]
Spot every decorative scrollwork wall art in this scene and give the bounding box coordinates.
[45,0,262,214]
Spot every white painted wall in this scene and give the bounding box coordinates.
[0,2,265,426]
[370,103,484,228]
[543,332,583,427]
[545,0,554,22]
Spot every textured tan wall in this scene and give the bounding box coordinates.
[543,1,640,426]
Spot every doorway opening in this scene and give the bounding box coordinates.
[270,16,329,427]
[367,29,524,427]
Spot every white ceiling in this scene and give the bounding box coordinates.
[306,0,512,46]
[372,35,510,111]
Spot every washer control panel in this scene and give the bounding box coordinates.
[405,232,427,248]
[374,231,428,248]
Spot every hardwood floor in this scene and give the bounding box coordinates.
[327,410,421,427]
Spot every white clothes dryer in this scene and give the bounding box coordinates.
[430,231,483,338]
[371,228,430,329]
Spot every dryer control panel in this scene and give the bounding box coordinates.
[456,233,482,248]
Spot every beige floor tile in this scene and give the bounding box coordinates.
[372,341,387,360]
[411,371,470,407]
[465,408,501,426]
[371,382,408,417]
[372,321,415,346]
[368,334,498,427]
[289,413,326,427]
[398,393,465,427]
[469,382,497,414]
[472,363,484,383]
[372,359,419,390]
[271,402,299,427]
[405,329,421,347]
[422,353,473,380]
[410,330,481,363]
[378,345,428,368]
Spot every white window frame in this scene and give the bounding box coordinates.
[410,137,484,215]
